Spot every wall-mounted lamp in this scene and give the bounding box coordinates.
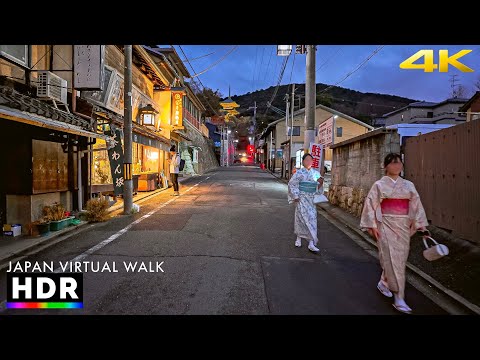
[139,104,159,129]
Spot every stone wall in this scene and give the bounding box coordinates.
[328,129,400,217]
[181,121,219,175]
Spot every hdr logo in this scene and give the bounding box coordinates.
[6,273,83,309]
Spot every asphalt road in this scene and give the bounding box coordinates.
[0,165,447,315]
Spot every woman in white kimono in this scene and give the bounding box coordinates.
[288,153,324,253]
[360,153,429,314]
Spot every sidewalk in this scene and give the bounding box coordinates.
[0,174,200,269]
[266,168,480,313]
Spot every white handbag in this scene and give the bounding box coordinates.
[313,193,328,204]
[422,236,449,261]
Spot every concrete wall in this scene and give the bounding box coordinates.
[328,130,400,217]
[7,191,72,234]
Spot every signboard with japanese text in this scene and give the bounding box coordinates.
[74,45,105,90]
[318,117,333,147]
[106,127,125,196]
[171,91,183,127]
[309,143,323,173]
[81,66,158,119]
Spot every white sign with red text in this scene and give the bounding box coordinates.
[309,143,323,173]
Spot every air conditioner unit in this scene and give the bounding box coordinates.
[37,71,68,104]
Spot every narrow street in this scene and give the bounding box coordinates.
[0,166,446,315]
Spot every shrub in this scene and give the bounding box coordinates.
[85,197,110,222]
[43,202,66,221]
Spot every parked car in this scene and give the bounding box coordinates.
[324,160,332,173]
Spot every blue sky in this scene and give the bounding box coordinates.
[173,45,480,102]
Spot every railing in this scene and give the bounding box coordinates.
[183,108,200,130]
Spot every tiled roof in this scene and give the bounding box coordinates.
[0,86,94,130]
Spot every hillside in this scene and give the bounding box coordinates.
[229,83,418,126]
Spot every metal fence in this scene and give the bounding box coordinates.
[404,120,480,244]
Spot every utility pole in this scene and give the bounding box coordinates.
[226,127,230,167]
[304,45,316,153]
[220,125,224,166]
[123,45,133,214]
[284,93,289,178]
[285,93,290,136]
[290,83,295,178]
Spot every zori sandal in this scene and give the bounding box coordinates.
[377,282,393,298]
[392,303,412,314]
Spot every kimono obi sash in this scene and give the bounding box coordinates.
[381,199,409,215]
[299,181,317,193]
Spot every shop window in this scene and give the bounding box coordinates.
[142,146,159,173]
[0,45,28,67]
[92,139,113,185]
[133,143,142,175]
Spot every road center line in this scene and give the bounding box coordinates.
[50,176,212,272]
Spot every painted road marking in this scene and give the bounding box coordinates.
[53,175,212,272]
[0,175,214,311]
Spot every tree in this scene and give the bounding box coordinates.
[475,76,480,91]
[194,87,223,117]
[453,84,469,98]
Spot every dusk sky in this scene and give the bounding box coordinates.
[172,45,480,103]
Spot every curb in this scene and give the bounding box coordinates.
[0,222,95,271]
[0,171,215,269]
[267,169,480,315]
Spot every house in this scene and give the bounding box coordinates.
[258,103,373,178]
[458,91,480,122]
[143,46,217,175]
[382,98,468,126]
[0,44,217,234]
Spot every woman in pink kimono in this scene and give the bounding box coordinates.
[360,153,429,314]
[288,153,324,253]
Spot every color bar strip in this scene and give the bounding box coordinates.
[6,302,83,309]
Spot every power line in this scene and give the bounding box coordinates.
[290,91,402,111]
[262,46,275,86]
[257,46,266,90]
[179,50,218,63]
[316,47,343,72]
[176,45,221,117]
[191,46,238,78]
[271,55,280,88]
[252,46,259,92]
[319,46,385,94]
[288,52,296,86]
[263,55,290,116]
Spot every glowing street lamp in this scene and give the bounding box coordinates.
[277,45,292,56]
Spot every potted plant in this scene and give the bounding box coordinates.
[43,203,71,231]
[31,217,51,236]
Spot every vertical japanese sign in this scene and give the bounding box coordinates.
[309,143,323,173]
[74,45,105,90]
[105,127,125,196]
[318,117,334,147]
[171,91,183,126]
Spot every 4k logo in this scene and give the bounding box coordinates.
[400,50,474,72]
